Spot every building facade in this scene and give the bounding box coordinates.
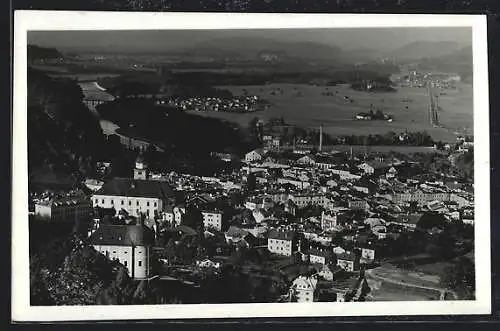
[202,210,224,231]
[267,229,298,256]
[92,178,174,220]
[291,275,318,302]
[90,224,154,279]
[35,195,92,223]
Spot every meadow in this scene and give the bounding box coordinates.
[190,83,473,143]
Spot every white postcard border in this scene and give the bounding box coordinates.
[12,11,491,321]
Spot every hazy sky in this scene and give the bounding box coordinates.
[28,27,472,52]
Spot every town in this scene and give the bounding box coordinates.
[29,124,475,304]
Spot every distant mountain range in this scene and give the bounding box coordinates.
[414,45,473,82]
[385,41,469,62]
[170,37,344,63]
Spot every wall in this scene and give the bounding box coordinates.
[93,244,150,279]
[92,195,162,219]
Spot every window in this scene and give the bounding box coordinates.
[147,202,150,207]
[136,201,139,206]
[129,201,131,206]
[102,199,104,204]
[111,199,114,205]
[124,261,127,266]
[138,261,142,267]
[154,202,157,207]
[95,199,98,204]
[121,200,124,205]
[113,251,116,254]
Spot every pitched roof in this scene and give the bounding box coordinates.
[225,226,250,238]
[268,229,296,241]
[308,248,334,259]
[362,161,390,170]
[395,213,423,225]
[89,224,155,246]
[337,251,358,261]
[94,177,174,199]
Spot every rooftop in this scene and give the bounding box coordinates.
[89,224,155,246]
[94,177,174,199]
[268,229,296,241]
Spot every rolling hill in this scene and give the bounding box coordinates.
[388,41,466,62]
[172,37,344,63]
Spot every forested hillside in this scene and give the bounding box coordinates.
[28,67,105,183]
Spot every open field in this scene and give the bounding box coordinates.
[367,280,441,301]
[190,83,473,143]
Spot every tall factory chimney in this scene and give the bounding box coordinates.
[319,125,323,152]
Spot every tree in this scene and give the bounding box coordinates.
[246,172,257,192]
[441,257,475,300]
[417,212,447,231]
[182,206,204,232]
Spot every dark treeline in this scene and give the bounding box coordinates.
[28,44,62,61]
[97,67,397,98]
[27,67,106,180]
[260,117,435,147]
[99,74,235,99]
[97,98,255,175]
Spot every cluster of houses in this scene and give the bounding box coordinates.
[30,133,474,302]
[156,95,267,113]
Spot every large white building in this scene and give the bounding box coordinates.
[92,177,175,220]
[90,224,155,279]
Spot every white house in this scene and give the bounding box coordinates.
[321,210,341,231]
[296,154,316,166]
[245,149,265,163]
[337,252,359,272]
[268,229,298,257]
[201,210,224,231]
[163,206,185,227]
[291,275,318,302]
[361,247,376,261]
[90,224,154,279]
[308,248,335,265]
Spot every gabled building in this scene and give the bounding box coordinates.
[245,149,265,163]
[308,248,335,265]
[35,193,92,223]
[358,161,390,176]
[336,251,360,272]
[290,275,318,302]
[321,210,344,231]
[90,224,155,279]
[296,154,316,166]
[267,229,299,257]
[390,213,422,231]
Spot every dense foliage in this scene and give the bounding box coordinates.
[27,68,106,180]
[96,98,255,175]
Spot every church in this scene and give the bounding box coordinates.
[91,153,175,220]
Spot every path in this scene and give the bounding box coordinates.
[365,268,457,300]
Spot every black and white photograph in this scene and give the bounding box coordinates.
[12,12,491,321]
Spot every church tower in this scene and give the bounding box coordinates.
[133,151,149,180]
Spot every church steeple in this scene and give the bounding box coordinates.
[133,149,148,180]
